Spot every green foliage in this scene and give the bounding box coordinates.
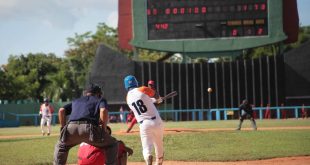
[64,23,120,96]
[0,23,120,101]
[0,53,69,101]
[1,24,310,101]
[283,26,310,52]
[136,48,166,61]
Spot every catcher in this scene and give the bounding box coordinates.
[126,110,137,133]
[77,127,133,165]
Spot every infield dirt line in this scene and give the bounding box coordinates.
[1,126,310,139]
[126,156,310,165]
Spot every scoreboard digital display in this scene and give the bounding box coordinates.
[131,0,286,53]
[147,0,268,40]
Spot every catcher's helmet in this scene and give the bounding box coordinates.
[124,75,138,91]
[43,98,49,102]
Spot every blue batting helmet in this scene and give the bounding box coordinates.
[124,75,138,91]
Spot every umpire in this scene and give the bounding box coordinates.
[53,85,118,165]
[236,99,257,131]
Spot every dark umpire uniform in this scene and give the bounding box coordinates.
[53,85,118,165]
[236,99,257,131]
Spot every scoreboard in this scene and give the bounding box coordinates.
[131,0,287,53]
[147,0,268,40]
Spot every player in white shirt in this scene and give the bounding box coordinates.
[124,75,164,165]
[39,98,54,136]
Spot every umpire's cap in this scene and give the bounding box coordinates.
[43,98,49,102]
[85,84,102,95]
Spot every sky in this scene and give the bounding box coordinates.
[0,0,310,65]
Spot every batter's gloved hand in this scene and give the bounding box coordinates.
[156,97,163,104]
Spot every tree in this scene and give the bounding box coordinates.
[1,53,68,101]
[64,23,120,96]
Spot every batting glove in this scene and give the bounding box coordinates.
[157,97,163,104]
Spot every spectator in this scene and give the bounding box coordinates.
[281,103,287,119]
[119,106,125,123]
[302,104,308,119]
[109,115,117,123]
[265,103,271,119]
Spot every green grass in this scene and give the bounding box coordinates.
[0,119,309,164]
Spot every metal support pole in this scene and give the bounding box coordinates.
[295,108,299,119]
[216,111,220,120]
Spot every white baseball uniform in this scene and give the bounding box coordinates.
[126,86,164,164]
[39,103,54,135]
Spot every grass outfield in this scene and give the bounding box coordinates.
[0,119,309,165]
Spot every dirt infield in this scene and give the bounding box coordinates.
[114,126,310,135]
[127,156,310,165]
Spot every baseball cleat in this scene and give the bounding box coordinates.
[146,155,153,165]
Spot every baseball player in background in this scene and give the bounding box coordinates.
[124,75,164,165]
[39,98,54,136]
[126,110,137,133]
[236,99,257,131]
[147,80,160,99]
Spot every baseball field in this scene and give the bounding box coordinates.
[0,119,310,165]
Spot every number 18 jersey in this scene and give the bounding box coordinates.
[126,86,160,123]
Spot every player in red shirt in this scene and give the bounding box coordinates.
[264,103,271,119]
[77,127,133,165]
[126,110,137,133]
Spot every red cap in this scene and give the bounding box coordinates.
[148,80,155,85]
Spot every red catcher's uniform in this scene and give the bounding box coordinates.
[77,142,127,165]
[126,111,137,133]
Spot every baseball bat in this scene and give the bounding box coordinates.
[161,91,178,101]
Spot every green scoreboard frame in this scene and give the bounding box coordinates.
[131,0,287,53]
